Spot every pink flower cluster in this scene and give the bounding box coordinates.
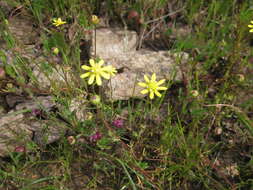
[89,131,102,142]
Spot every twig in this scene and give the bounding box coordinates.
[138,7,185,49]
[204,104,243,113]
[144,7,185,25]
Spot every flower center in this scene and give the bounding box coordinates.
[148,82,157,91]
[91,64,101,74]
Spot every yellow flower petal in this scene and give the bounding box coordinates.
[89,59,95,67]
[251,21,253,24]
[81,65,91,70]
[52,18,66,27]
[151,73,156,81]
[144,75,150,83]
[81,58,115,86]
[80,72,90,78]
[250,29,253,33]
[88,74,95,85]
[91,15,100,25]
[154,90,162,97]
[157,79,165,86]
[149,92,154,99]
[100,71,110,79]
[157,86,167,91]
[248,24,253,28]
[141,89,149,94]
[138,73,167,99]
[96,74,102,86]
[138,82,147,87]
[98,59,104,66]
[103,65,117,76]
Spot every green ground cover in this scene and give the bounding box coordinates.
[0,0,253,189]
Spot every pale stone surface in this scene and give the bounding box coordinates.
[30,64,69,89]
[15,96,55,111]
[92,28,190,100]
[103,50,189,100]
[69,97,88,121]
[0,49,64,89]
[0,113,32,157]
[0,97,6,115]
[0,97,65,157]
[8,16,38,45]
[6,95,55,110]
[0,106,5,115]
[0,1,13,15]
[105,71,144,100]
[30,120,67,146]
[91,28,138,59]
[0,112,67,157]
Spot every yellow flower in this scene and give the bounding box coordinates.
[91,15,100,25]
[90,94,101,105]
[190,90,199,97]
[248,20,253,32]
[237,74,245,82]
[52,47,59,55]
[52,18,66,27]
[80,59,111,86]
[104,65,117,77]
[138,73,167,99]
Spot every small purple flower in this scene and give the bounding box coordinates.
[89,131,102,142]
[112,118,124,128]
[31,109,42,117]
[14,146,26,153]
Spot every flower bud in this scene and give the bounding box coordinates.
[190,90,199,97]
[91,15,100,25]
[0,67,6,79]
[4,19,8,25]
[52,47,59,55]
[90,94,101,105]
[127,10,139,20]
[85,112,93,120]
[237,74,244,82]
[14,146,26,153]
[67,136,76,145]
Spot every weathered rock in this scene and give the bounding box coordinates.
[91,28,190,100]
[0,95,66,157]
[8,16,38,45]
[30,64,70,89]
[0,1,13,15]
[6,94,27,108]
[0,46,63,90]
[29,120,67,146]
[69,97,88,121]
[0,106,5,115]
[6,95,55,111]
[0,96,6,115]
[105,71,143,100]
[0,45,60,66]
[0,112,32,157]
[15,96,56,111]
[91,28,138,59]
[0,46,38,66]
[104,50,189,100]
